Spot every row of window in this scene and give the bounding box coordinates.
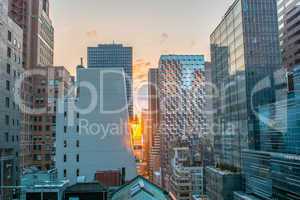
[31,115,56,123]
[63,154,80,162]
[33,154,51,161]
[32,125,51,132]
[64,140,80,148]
[6,63,19,78]
[4,132,19,143]
[7,46,21,64]
[64,126,80,133]
[63,169,80,177]
[7,30,21,49]
[5,97,17,110]
[5,115,20,127]
[64,112,80,118]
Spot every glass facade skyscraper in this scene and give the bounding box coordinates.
[207,0,282,199]
[158,55,206,194]
[210,0,281,170]
[242,67,300,199]
[87,44,133,117]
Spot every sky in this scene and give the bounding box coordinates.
[50,0,233,110]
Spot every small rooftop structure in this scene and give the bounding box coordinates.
[64,182,106,193]
[64,182,107,200]
[111,176,173,200]
[21,169,69,200]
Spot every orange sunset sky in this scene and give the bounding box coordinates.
[50,0,233,110]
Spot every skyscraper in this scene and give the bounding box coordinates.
[240,67,300,200]
[207,0,281,199]
[158,55,206,197]
[148,68,161,184]
[9,0,54,69]
[0,0,23,198]
[8,0,55,170]
[277,0,300,71]
[31,66,73,170]
[88,44,133,118]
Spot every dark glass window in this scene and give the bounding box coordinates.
[7,64,11,74]
[8,31,12,42]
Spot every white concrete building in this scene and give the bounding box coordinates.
[55,67,137,185]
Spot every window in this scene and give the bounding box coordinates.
[45,154,51,161]
[64,126,67,133]
[76,154,79,162]
[64,140,67,148]
[64,169,67,177]
[64,112,67,118]
[76,126,79,133]
[45,125,50,131]
[77,113,80,119]
[6,64,11,74]
[6,80,10,91]
[8,31,12,42]
[7,47,11,58]
[5,97,9,108]
[76,169,80,177]
[63,154,67,162]
[76,140,80,148]
[5,115,9,126]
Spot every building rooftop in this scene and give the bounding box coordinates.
[65,182,107,193]
[206,166,239,176]
[234,192,263,200]
[21,169,69,190]
[112,176,172,200]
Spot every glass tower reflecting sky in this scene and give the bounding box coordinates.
[210,0,282,170]
[88,44,133,117]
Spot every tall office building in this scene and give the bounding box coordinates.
[0,0,23,199]
[158,55,206,197]
[207,0,281,199]
[88,44,133,118]
[239,66,300,200]
[30,66,73,170]
[141,110,151,179]
[9,0,54,69]
[8,0,54,170]
[147,68,161,183]
[277,0,300,71]
[56,67,137,185]
[204,62,213,137]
